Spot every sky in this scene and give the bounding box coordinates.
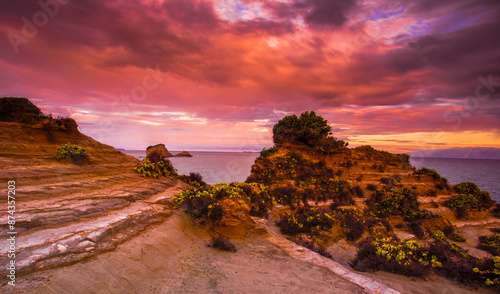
[1,0,499,152]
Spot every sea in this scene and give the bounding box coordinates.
[410,157,500,202]
[122,151,500,203]
[123,150,260,185]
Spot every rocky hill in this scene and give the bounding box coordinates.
[173,111,500,292]
[0,115,185,281]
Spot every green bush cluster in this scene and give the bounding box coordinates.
[352,237,500,289]
[416,168,448,183]
[173,182,274,221]
[277,207,336,235]
[478,233,500,256]
[277,207,387,242]
[447,182,495,219]
[0,98,77,130]
[0,97,43,123]
[247,151,354,207]
[134,158,177,178]
[366,188,424,221]
[260,146,279,157]
[352,237,434,277]
[56,143,89,165]
[178,172,207,188]
[273,111,331,147]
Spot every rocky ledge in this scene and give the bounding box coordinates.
[0,122,187,280]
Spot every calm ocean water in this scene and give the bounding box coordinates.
[410,157,500,202]
[123,150,260,185]
[123,151,500,202]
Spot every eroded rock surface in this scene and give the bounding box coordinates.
[0,122,184,280]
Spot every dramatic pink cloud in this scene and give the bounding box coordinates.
[1,0,499,152]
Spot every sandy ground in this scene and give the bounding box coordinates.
[3,212,367,294]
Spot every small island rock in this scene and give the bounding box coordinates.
[175,151,193,157]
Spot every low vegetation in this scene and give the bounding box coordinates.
[1,97,77,128]
[447,182,495,219]
[416,167,449,184]
[351,237,500,290]
[173,182,274,221]
[56,143,90,165]
[478,233,500,256]
[178,172,207,188]
[134,158,177,178]
[277,206,390,242]
[207,235,237,252]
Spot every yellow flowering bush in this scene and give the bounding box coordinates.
[134,158,177,178]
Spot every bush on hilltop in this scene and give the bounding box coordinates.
[273,111,331,147]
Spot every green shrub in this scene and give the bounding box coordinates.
[314,178,354,206]
[334,209,371,242]
[273,111,331,147]
[451,233,467,243]
[179,172,207,188]
[0,97,43,122]
[431,231,447,242]
[351,237,433,277]
[277,207,380,242]
[479,233,500,256]
[447,182,494,219]
[277,207,336,235]
[260,146,278,157]
[366,188,421,221]
[134,158,177,179]
[174,182,274,222]
[146,150,164,163]
[417,168,448,183]
[352,237,500,289]
[56,143,90,165]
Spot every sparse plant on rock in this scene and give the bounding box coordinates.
[56,143,90,165]
[207,235,237,252]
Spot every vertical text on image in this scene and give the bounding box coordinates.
[7,180,17,287]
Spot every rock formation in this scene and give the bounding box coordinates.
[175,151,192,157]
[146,143,173,158]
[0,120,184,280]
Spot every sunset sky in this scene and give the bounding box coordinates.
[1,0,499,152]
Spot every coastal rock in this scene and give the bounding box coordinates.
[175,151,192,157]
[146,143,173,158]
[0,121,183,280]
